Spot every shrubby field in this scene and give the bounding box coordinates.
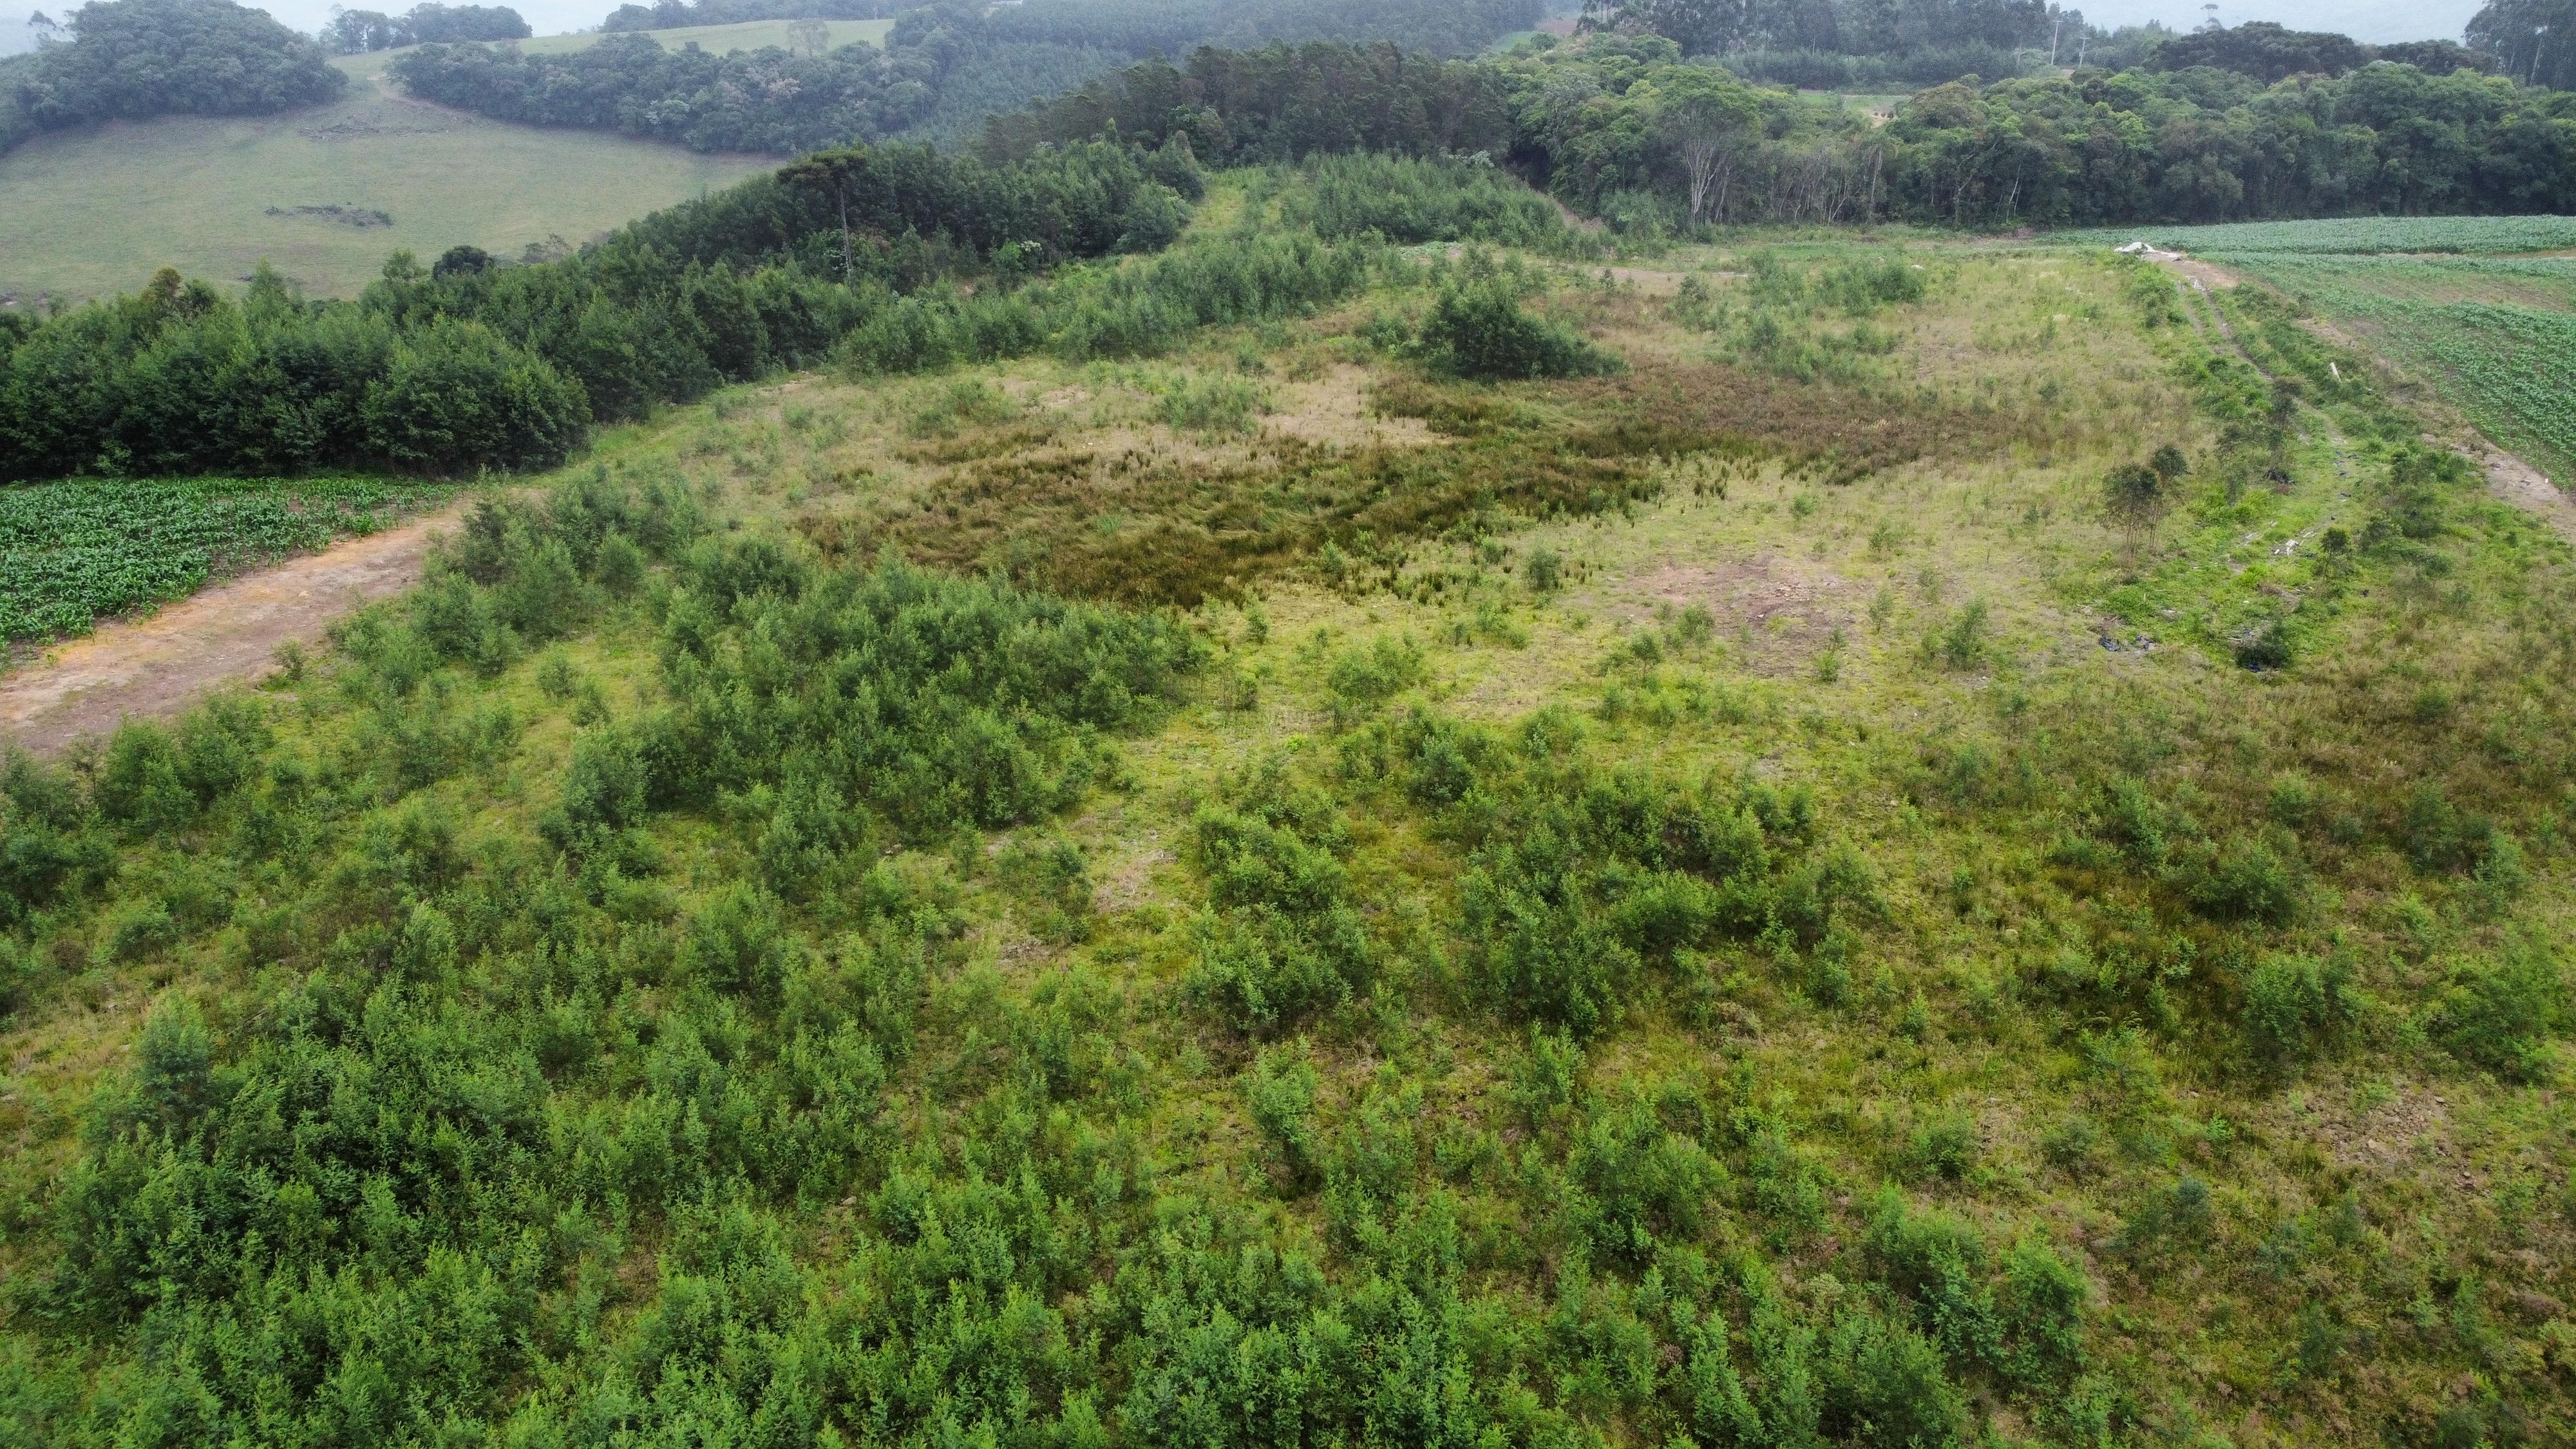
[0,151,2571,1448]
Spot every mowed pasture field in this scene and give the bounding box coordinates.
[511,15,893,55]
[0,25,900,306]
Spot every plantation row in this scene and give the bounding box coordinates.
[0,146,1632,502]
[0,140,1211,482]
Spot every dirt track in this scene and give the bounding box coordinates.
[0,505,465,756]
[2476,444,2576,543]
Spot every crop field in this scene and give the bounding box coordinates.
[2177,236,2576,484]
[0,50,775,306]
[0,172,2572,1448]
[2052,214,2576,255]
[2046,215,2576,486]
[0,477,448,641]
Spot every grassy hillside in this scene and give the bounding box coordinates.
[0,44,786,307]
[0,177,2571,1446]
[512,15,893,54]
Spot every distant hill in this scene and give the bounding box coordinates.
[2075,0,2477,44]
[0,41,779,305]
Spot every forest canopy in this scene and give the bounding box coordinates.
[320,2,529,55]
[990,35,2576,230]
[392,0,1542,150]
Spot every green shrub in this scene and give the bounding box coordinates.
[2181,837,2305,925]
[1522,545,1564,594]
[1325,1081,1421,1206]
[1824,1307,1967,1449]
[1999,1238,2089,1388]
[1933,598,1989,670]
[2119,1175,2215,1254]
[1866,1191,2000,1367]
[1567,1090,1725,1262]
[1903,1110,1981,1182]
[1418,278,1620,381]
[2103,461,2166,531]
[1186,800,1374,1032]
[1327,634,1427,710]
[100,899,178,963]
[1511,1023,1583,1129]
[95,723,194,831]
[2431,939,2564,1081]
[1245,1041,1321,1185]
[1158,374,1267,435]
[2241,951,2354,1072]
[131,994,214,1133]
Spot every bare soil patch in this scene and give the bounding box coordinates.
[2474,441,2576,542]
[0,504,466,755]
[1263,365,1435,448]
[2166,257,2240,291]
[1625,556,1855,669]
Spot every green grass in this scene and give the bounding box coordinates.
[2050,214,2576,255]
[0,48,781,306]
[0,477,450,641]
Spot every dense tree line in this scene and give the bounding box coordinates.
[1584,0,2504,91]
[389,28,965,153]
[2468,0,2576,90]
[319,1,527,55]
[600,0,891,31]
[390,0,1128,151]
[394,0,1542,152]
[1884,60,2576,223]
[0,0,344,156]
[983,0,1541,60]
[996,33,2576,231]
[981,41,1520,166]
[0,139,1229,479]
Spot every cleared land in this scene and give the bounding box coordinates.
[0,45,783,305]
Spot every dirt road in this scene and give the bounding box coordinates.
[0,505,464,756]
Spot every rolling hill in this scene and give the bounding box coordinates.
[0,21,891,307]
